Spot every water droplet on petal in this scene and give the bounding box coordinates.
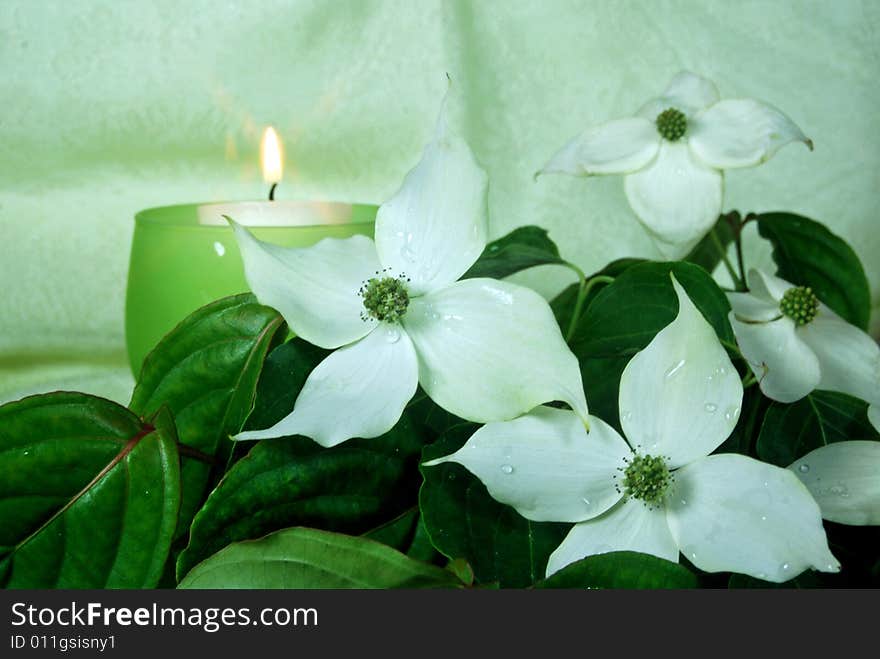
[500,464,514,475]
[384,327,401,343]
[665,359,686,379]
[781,563,790,571]
[704,403,718,413]
[400,246,417,263]
[581,497,591,506]
[760,515,767,522]
[798,464,810,474]
[757,572,767,580]
[621,410,633,422]
[828,483,849,497]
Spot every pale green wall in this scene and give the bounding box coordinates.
[1,0,877,404]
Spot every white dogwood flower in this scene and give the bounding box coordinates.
[789,441,880,526]
[230,105,588,447]
[539,71,811,257]
[426,274,838,582]
[727,269,880,406]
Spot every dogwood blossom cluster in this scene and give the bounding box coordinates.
[229,83,876,583]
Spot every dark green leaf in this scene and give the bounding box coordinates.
[757,212,871,329]
[176,413,427,580]
[551,258,644,335]
[570,261,734,428]
[0,393,180,588]
[683,214,736,274]
[534,551,698,589]
[244,337,329,432]
[364,509,442,564]
[756,390,879,467]
[419,427,569,587]
[178,527,464,589]
[130,294,285,535]
[363,508,421,552]
[462,226,564,279]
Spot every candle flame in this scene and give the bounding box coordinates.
[260,126,283,184]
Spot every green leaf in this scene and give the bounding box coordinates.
[757,212,871,330]
[683,214,736,274]
[534,551,698,589]
[130,293,285,534]
[570,261,734,428]
[756,390,879,467]
[364,508,421,551]
[176,413,427,581]
[551,258,644,335]
[178,527,464,589]
[243,337,329,432]
[462,226,564,279]
[363,508,442,563]
[0,393,180,588]
[419,427,569,587]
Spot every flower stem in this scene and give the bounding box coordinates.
[721,338,744,360]
[722,210,750,292]
[742,372,757,388]
[563,261,613,343]
[710,228,744,290]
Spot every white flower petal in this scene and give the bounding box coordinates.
[623,142,723,255]
[235,326,418,447]
[728,291,782,323]
[403,278,588,423]
[746,268,791,304]
[689,99,812,169]
[231,221,379,349]
[798,309,880,406]
[539,118,660,177]
[619,275,742,468]
[637,71,721,119]
[545,497,678,577]
[729,313,820,403]
[424,409,628,523]
[374,109,488,296]
[789,441,880,526]
[666,454,839,582]
[869,405,880,433]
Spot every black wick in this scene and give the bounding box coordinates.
[268,183,278,201]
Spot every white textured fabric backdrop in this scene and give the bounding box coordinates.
[1,0,877,405]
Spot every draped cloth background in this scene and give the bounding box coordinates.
[1,0,877,406]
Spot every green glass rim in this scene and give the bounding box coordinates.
[134,200,378,229]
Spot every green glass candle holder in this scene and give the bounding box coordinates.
[125,200,377,376]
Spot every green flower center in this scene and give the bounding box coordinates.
[620,454,672,506]
[655,107,687,141]
[779,286,819,326]
[360,273,410,322]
